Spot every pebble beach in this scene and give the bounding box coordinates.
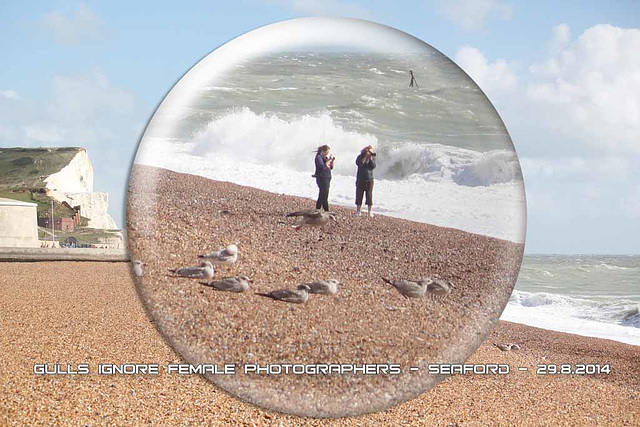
[1,164,637,424]
[0,261,638,425]
[126,165,525,417]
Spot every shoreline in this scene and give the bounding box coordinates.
[134,156,526,243]
[1,261,638,424]
[498,315,640,347]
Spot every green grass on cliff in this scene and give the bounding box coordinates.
[0,147,83,189]
[0,190,75,218]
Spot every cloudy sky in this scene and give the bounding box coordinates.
[1,1,638,254]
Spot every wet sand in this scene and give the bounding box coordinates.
[0,261,637,425]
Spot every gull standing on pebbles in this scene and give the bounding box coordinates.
[306,279,340,295]
[132,260,146,277]
[168,260,214,280]
[206,276,251,293]
[256,284,311,304]
[286,209,337,230]
[382,277,433,299]
[198,244,238,266]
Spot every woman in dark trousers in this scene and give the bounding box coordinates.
[313,145,334,211]
[355,145,376,217]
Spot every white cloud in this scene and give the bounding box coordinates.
[0,90,21,100]
[42,4,105,45]
[526,24,640,153]
[454,46,517,92]
[452,24,640,252]
[547,23,570,55]
[264,0,371,18]
[440,0,513,32]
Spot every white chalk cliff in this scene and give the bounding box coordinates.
[44,149,118,230]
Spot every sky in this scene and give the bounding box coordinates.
[0,0,638,254]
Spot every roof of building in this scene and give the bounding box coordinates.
[0,197,38,207]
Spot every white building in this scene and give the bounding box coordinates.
[0,198,39,248]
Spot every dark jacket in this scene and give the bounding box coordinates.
[355,153,376,181]
[315,153,332,179]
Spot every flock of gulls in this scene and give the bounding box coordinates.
[132,209,455,304]
[128,208,529,353]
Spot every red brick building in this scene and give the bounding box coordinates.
[37,203,81,231]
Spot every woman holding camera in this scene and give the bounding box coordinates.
[314,144,335,211]
[355,145,376,217]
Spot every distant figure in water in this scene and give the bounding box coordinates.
[409,69,419,88]
[313,144,335,211]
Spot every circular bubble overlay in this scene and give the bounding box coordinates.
[127,17,526,417]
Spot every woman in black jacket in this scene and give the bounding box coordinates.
[313,145,334,211]
[355,145,376,217]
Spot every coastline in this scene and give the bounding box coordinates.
[0,261,637,425]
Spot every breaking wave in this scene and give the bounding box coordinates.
[190,107,523,187]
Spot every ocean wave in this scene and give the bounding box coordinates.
[190,107,376,175]
[508,290,640,329]
[593,263,633,271]
[189,108,522,187]
[453,150,523,186]
[510,291,572,308]
[376,142,522,186]
[621,306,640,327]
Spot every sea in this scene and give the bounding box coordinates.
[135,50,638,346]
[504,255,640,346]
[137,50,526,243]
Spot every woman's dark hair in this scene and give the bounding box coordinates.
[360,145,373,155]
[316,144,330,154]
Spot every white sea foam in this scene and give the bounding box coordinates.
[189,107,377,176]
[375,141,522,186]
[501,290,640,346]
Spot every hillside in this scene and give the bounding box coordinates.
[0,147,84,189]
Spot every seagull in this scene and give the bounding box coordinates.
[306,279,340,295]
[169,260,214,280]
[427,279,455,297]
[132,260,146,277]
[198,244,238,265]
[382,277,433,299]
[494,343,513,351]
[256,284,311,304]
[286,209,337,230]
[206,276,251,293]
